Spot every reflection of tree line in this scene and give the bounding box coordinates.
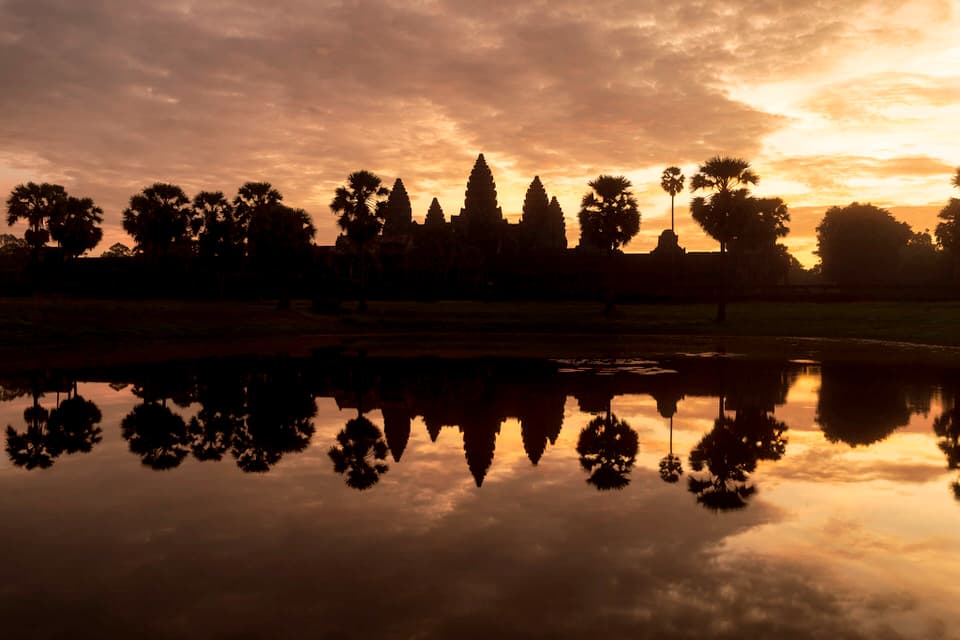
[4,379,102,470]
[4,358,960,506]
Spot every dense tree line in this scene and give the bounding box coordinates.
[4,157,960,305]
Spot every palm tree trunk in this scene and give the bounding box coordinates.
[669,415,674,455]
[358,244,367,312]
[717,241,727,323]
[671,195,675,233]
[603,251,615,315]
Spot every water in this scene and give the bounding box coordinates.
[2,354,959,639]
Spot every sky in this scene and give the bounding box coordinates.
[1,0,959,266]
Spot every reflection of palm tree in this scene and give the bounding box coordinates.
[658,416,683,483]
[934,403,960,470]
[933,400,960,501]
[687,396,787,511]
[121,402,189,470]
[189,373,246,462]
[48,393,102,454]
[328,414,389,490]
[6,384,103,469]
[232,369,316,472]
[576,406,639,491]
[5,393,55,469]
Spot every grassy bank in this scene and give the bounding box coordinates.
[1,298,959,371]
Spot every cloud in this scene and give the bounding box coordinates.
[805,72,960,125]
[766,155,956,192]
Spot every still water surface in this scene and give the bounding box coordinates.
[2,354,959,639]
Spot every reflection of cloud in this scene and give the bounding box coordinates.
[3,373,960,636]
[768,447,947,485]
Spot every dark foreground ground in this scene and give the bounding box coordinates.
[2,298,959,372]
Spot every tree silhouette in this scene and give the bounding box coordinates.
[193,191,242,262]
[690,156,760,322]
[0,233,29,260]
[246,203,316,307]
[122,183,194,258]
[815,202,913,285]
[933,398,960,501]
[5,390,56,469]
[47,391,103,455]
[330,170,390,310]
[328,414,389,490]
[660,166,685,233]
[936,198,960,278]
[424,198,446,226]
[577,175,640,312]
[121,402,189,470]
[188,371,247,462]
[658,416,683,483]
[382,178,413,237]
[687,397,787,511]
[5,182,67,258]
[577,175,641,253]
[575,407,639,490]
[231,368,315,472]
[233,181,283,232]
[935,402,960,468]
[49,196,103,258]
[101,242,132,258]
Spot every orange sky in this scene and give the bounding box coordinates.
[1,0,959,266]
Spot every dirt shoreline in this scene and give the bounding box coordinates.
[3,298,960,372]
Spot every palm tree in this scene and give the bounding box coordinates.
[660,167,685,233]
[577,175,641,313]
[330,171,390,310]
[49,196,104,259]
[233,181,283,241]
[578,175,641,253]
[952,167,960,190]
[246,204,316,308]
[5,182,68,259]
[122,183,193,258]
[690,156,759,322]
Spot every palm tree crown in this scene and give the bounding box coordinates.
[660,166,685,197]
[690,156,758,195]
[330,170,389,245]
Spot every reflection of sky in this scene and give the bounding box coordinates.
[1,374,958,639]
